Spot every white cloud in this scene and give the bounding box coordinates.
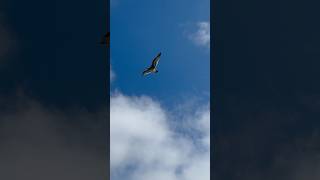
[110,92,210,180]
[110,65,115,82]
[0,89,210,179]
[188,22,210,48]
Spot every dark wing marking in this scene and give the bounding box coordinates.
[142,67,153,76]
[152,52,161,67]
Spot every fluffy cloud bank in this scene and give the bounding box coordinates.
[0,89,209,180]
[110,92,210,180]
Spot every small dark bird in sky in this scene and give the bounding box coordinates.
[142,52,161,76]
[100,32,110,47]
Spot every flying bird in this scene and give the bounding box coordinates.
[100,32,110,47]
[142,52,161,76]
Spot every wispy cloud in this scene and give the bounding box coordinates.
[110,65,115,82]
[187,22,210,48]
[110,92,210,180]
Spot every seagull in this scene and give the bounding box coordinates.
[142,52,161,76]
[100,32,110,47]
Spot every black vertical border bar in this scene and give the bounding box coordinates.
[212,0,229,177]
[210,0,213,178]
[211,0,219,179]
[106,0,110,179]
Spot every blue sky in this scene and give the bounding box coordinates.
[110,0,210,180]
[110,0,210,106]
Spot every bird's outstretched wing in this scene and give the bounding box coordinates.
[152,52,161,67]
[142,52,161,76]
[142,67,153,76]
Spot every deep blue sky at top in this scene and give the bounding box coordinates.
[111,0,210,105]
